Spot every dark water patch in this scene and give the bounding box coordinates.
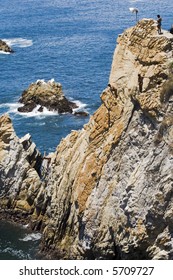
[0,220,41,260]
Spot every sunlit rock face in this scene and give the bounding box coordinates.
[0,19,173,260]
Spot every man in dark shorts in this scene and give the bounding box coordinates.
[157,15,162,34]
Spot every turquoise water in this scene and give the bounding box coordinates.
[0,0,172,259]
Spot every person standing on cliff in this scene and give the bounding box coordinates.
[170,25,173,34]
[157,15,162,34]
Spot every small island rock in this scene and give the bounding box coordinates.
[0,39,14,53]
[18,79,78,114]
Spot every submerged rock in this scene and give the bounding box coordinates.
[0,39,14,53]
[18,79,78,114]
[74,111,89,117]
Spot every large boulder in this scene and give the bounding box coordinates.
[18,79,78,114]
[0,39,14,53]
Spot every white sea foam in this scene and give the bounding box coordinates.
[72,100,88,113]
[73,100,87,109]
[19,105,59,118]
[1,247,28,259]
[1,99,88,117]
[129,0,140,3]
[0,102,20,112]
[19,233,42,242]
[3,38,33,48]
[0,50,11,55]
[1,102,58,117]
[129,0,143,4]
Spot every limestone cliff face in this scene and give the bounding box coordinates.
[0,19,173,259]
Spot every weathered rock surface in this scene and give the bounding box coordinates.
[0,115,43,221]
[1,19,173,260]
[0,39,14,53]
[18,79,78,114]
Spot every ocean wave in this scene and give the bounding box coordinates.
[1,102,59,117]
[18,105,59,118]
[0,50,11,55]
[0,247,29,259]
[72,100,88,113]
[129,0,143,3]
[3,38,33,48]
[1,99,88,117]
[19,233,42,242]
[0,102,20,113]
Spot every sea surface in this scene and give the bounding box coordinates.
[0,0,172,259]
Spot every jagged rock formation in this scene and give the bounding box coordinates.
[0,115,43,220]
[0,39,14,53]
[0,19,173,260]
[18,79,78,114]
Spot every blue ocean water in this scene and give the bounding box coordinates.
[0,0,172,259]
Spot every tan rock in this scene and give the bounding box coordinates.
[0,114,43,220]
[18,79,78,114]
[0,39,14,53]
[1,19,173,260]
[41,19,173,259]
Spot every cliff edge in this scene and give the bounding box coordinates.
[0,19,173,260]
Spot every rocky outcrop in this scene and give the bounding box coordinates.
[39,19,173,260]
[18,79,78,114]
[0,115,43,221]
[0,19,173,260]
[0,39,14,53]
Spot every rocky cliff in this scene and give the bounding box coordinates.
[0,115,43,221]
[0,19,173,260]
